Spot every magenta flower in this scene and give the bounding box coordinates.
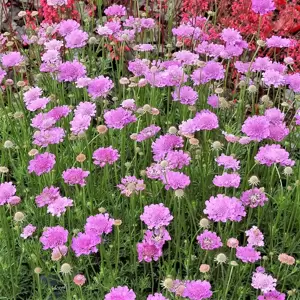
[182,280,213,300]
[285,73,300,93]
[193,110,219,131]
[71,232,101,257]
[215,154,240,171]
[240,188,268,208]
[85,213,115,236]
[40,226,68,250]
[197,230,223,250]
[44,39,63,51]
[207,94,219,108]
[47,197,73,217]
[161,171,191,190]
[117,176,145,197]
[104,107,136,129]
[251,0,276,15]
[70,114,91,135]
[221,28,242,44]
[87,76,114,99]
[58,20,80,36]
[266,36,292,48]
[47,105,71,121]
[262,70,285,88]
[255,144,295,167]
[74,102,96,117]
[236,246,261,263]
[33,127,65,148]
[0,182,16,205]
[146,163,164,179]
[62,167,89,187]
[265,108,284,125]
[31,113,56,130]
[104,286,136,300]
[128,59,148,76]
[147,293,168,300]
[21,224,37,239]
[213,173,241,188]
[58,60,86,82]
[241,116,270,141]
[268,123,289,142]
[246,226,264,247]
[28,152,56,176]
[93,146,120,167]
[136,125,161,142]
[204,194,246,222]
[172,86,198,105]
[165,150,191,169]
[252,57,272,72]
[191,61,225,85]
[104,4,126,16]
[65,29,88,48]
[35,186,60,207]
[121,99,136,111]
[257,290,285,300]
[137,240,162,262]
[140,203,173,229]
[173,50,199,65]
[144,228,171,248]
[251,271,277,293]
[1,51,24,67]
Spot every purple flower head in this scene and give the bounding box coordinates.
[246,226,264,247]
[24,87,42,104]
[252,57,272,72]
[74,102,96,117]
[163,66,188,87]
[240,188,268,208]
[165,150,191,169]
[26,97,50,112]
[257,290,285,300]
[193,110,219,131]
[241,116,270,141]
[44,39,63,51]
[93,146,120,167]
[268,123,289,142]
[105,286,136,300]
[47,105,71,121]
[117,176,145,197]
[204,194,246,222]
[144,227,171,248]
[262,70,285,87]
[137,240,162,262]
[182,280,213,300]
[21,224,37,239]
[197,230,222,250]
[58,60,86,82]
[285,73,300,93]
[172,86,198,105]
[134,44,154,52]
[121,99,136,111]
[76,77,91,88]
[0,182,16,205]
[31,113,56,130]
[146,163,164,180]
[221,28,242,44]
[161,171,191,190]
[62,167,89,187]
[40,226,68,250]
[58,20,80,37]
[215,154,240,171]
[128,59,148,76]
[213,173,241,188]
[265,108,284,125]
[87,76,114,99]
[47,197,73,217]
[207,94,219,108]
[252,271,277,293]
[136,125,161,142]
[65,29,88,48]
[255,144,295,167]
[28,152,56,176]
[141,18,156,29]
[172,24,201,39]
[236,246,261,263]
[235,61,251,73]
[147,293,168,300]
[70,114,91,135]
[71,232,101,257]
[85,213,115,236]
[35,186,60,207]
[104,4,126,17]
[33,127,65,148]
[251,0,275,15]
[140,203,173,229]
[0,68,7,82]
[1,51,24,67]
[104,107,136,129]
[191,61,225,85]
[179,119,197,135]
[172,50,199,65]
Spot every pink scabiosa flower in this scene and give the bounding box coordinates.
[57,60,86,82]
[213,173,241,188]
[35,186,60,207]
[235,61,251,73]
[179,119,197,135]
[31,113,56,130]
[47,197,73,217]
[128,59,148,76]
[227,238,239,248]
[207,94,219,108]
[70,114,91,135]
[236,246,261,263]
[172,86,198,105]
[204,194,246,222]
[251,0,275,15]
[40,226,68,250]
[104,4,126,17]
[28,152,56,176]
[268,123,289,142]
[215,154,240,171]
[265,108,284,125]
[20,224,36,239]
[47,105,71,121]
[182,280,213,300]
[74,102,96,117]
[44,39,63,51]
[266,36,292,48]
[147,293,168,300]
[146,163,164,179]
[121,99,136,111]
[164,65,188,87]
[7,196,21,206]
[221,28,242,44]
[105,286,136,300]
[87,76,114,99]
[144,227,171,248]
[71,232,101,257]
[161,171,190,190]
[65,29,88,49]
[23,87,42,105]
[251,271,277,293]
[134,44,154,52]
[285,73,300,93]
[173,50,199,65]
[191,61,225,85]
[246,226,264,247]
[73,274,86,286]
[255,144,295,167]
[137,240,163,262]
[117,176,145,197]
[93,146,120,167]
[193,110,219,131]
[140,203,173,229]
[0,182,16,205]
[257,290,285,300]
[141,18,155,29]
[58,20,80,37]
[1,51,24,67]
[165,150,191,169]
[62,167,89,187]
[136,125,161,142]
[240,188,268,208]
[252,57,272,72]
[223,132,240,143]
[262,70,285,88]
[197,230,223,250]
[85,213,115,236]
[33,127,65,148]
[241,116,270,141]
[278,253,295,265]
[104,107,136,129]
[76,77,91,88]
[152,134,184,161]
[26,97,50,112]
